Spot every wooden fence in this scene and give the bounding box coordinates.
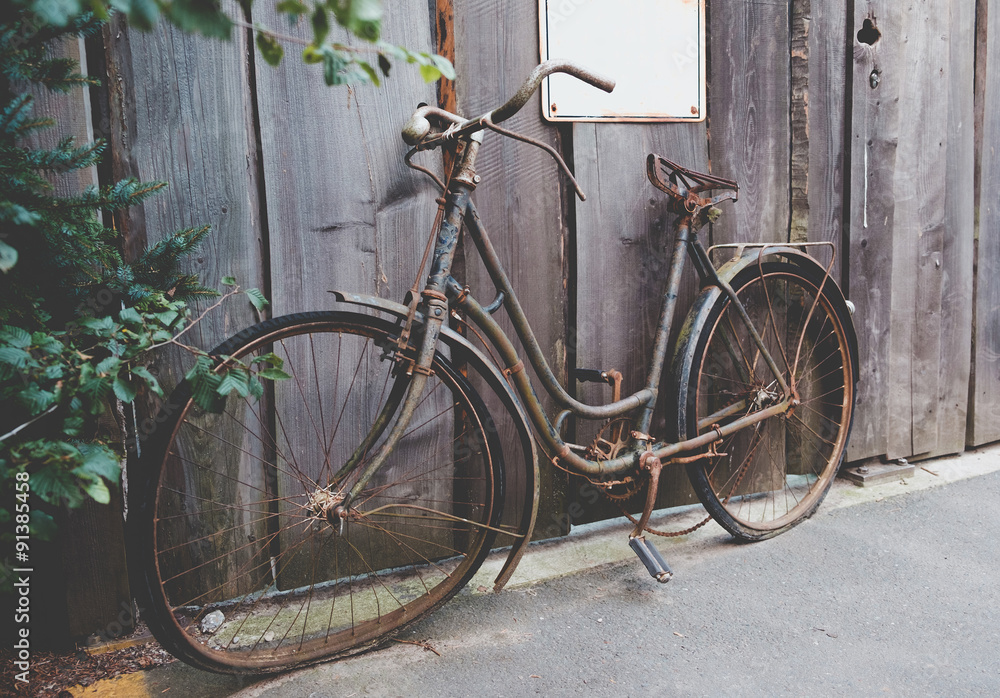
[37,0,1000,636]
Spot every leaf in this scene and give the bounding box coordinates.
[256,32,285,67]
[118,306,143,325]
[276,0,308,15]
[0,346,31,369]
[184,354,214,382]
[0,327,32,348]
[251,352,284,369]
[337,0,381,42]
[96,356,121,376]
[358,60,380,87]
[322,47,349,86]
[302,45,324,64]
[113,0,160,32]
[258,367,291,381]
[82,476,111,504]
[217,369,251,397]
[78,442,122,483]
[311,5,329,46]
[19,385,57,414]
[221,275,237,286]
[30,510,58,541]
[165,0,233,39]
[419,63,442,84]
[377,53,391,77]
[79,315,117,335]
[0,239,18,273]
[248,377,264,399]
[113,374,138,402]
[29,0,81,26]
[131,365,163,397]
[32,463,83,508]
[430,53,456,80]
[244,287,269,311]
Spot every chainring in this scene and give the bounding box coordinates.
[585,418,646,502]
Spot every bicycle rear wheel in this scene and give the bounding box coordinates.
[131,312,504,673]
[676,262,855,541]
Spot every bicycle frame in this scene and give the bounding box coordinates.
[335,132,797,513]
[446,183,794,481]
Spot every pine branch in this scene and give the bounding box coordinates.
[25,136,105,172]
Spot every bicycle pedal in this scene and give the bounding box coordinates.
[629,536,673,584]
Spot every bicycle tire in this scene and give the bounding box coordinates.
[130,311,505,674]
[676,262,856,541]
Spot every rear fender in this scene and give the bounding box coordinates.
[330,291,538,592]
[671,248,860,439]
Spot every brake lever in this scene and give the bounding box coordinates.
[481,116,587,201]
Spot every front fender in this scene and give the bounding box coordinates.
[330,290,538,592]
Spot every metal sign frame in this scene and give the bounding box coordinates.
[539,0,707,123]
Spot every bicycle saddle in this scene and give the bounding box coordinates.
[646,153,739,201]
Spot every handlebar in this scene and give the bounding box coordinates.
[402,59,615,146]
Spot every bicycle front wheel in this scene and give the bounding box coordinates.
[131,312,504,673]
[677,262,855,541]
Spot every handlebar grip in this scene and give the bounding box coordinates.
[490,59,615,123]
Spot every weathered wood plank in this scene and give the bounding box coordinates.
[106,16,264,352]
[572,122,707,521]
[791,0,848,284]
[107,14,267,599]
[708,0,790,247]
[846,2,901,461]
[971,0,1000,445]
[885,0,948,459]
[452,0,569,538]
[933,0,975,457]
[22,37,99,197]
[251,4,463,575]
[22,36,130,639]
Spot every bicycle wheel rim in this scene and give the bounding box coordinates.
[134,313,503,673]
[686,263,854,538]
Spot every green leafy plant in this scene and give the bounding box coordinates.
[0,0,450,595]
[0,9,275,565]
[12,0,456,87]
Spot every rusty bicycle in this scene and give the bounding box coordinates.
[129,61,858,674]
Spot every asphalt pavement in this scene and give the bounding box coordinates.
[70,445,1000,697]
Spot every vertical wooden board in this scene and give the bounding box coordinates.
[885,0,949,459]
[250,4,452,561]
[22,37,129,638]
[802,1,849,284]
[572,121,707,521]
[257,2,437,313]
[846,1,901,461]
[107,15,264,358]
[451,0,569,538]
[971,0,1000,444]
[252,4,438,311]
[22,37,99,196]
[708,0,790,247]
[107,14,267,598]
[934,0,976,456]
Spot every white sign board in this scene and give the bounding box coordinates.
[539,0,706,122]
